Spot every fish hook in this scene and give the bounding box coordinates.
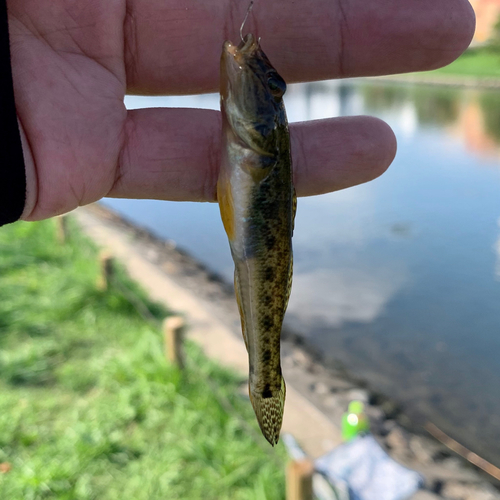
[240,0,254,42]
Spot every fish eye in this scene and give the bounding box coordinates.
[267,74,286,98]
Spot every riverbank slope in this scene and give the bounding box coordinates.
[370,47,500,88]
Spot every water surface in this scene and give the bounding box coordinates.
[103,80,500,464]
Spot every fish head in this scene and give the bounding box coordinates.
[221,34,287,159]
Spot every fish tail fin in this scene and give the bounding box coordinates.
[249,377,286,446]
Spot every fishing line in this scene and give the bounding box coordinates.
[240,0,255,42]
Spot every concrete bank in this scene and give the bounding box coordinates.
[74,204,500,500]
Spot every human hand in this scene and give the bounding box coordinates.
[9,0,474,221]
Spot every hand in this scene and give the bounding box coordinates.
[9,0,474,221]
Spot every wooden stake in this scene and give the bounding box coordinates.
[163,316,185,369]
[97,251,114,291]
[56,216,68,244]
[286,459,314,500]
[425,422,500,481]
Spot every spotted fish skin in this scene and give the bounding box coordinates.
[218,34,295,446]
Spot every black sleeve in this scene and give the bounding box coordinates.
[0,0,27,226]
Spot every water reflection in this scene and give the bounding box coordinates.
[362,85,461,127]
[361,82,500,161]
[416,87,461,126]
[287,264,408,330]
[479,91,500,143]
[112,79,500,465]
[362,84,408,113]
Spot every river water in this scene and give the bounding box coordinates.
[103,80,500,465]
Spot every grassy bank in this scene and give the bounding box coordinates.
[0,218,286,499]
[428,46,500,79]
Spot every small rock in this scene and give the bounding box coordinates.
[291,349,310,367]
[161,261,177,274]
[441,482,500,500]
[410,491,442,500]
[397,413,413,428]
[307,363,321,375]
[365,405,385,423]
[386,427,408,448]
[323,394,342,410]
[440,456,467,472]
[146,248,159,261]
[381,399,401,419]
[346,389,369,403]
[311,382,329,395]
[381,419,397,435]
[409,436,435,464]
[386,427,413,460]
[328,377,355,391]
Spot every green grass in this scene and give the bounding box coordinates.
[0,218,286,499]
[426,46,500,79]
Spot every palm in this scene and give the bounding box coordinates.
[8,0,474,221]
[10,1,128,219]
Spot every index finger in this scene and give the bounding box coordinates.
[125,0,475,95]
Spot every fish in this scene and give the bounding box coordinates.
[217,33,296,446]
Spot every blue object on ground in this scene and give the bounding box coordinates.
[315,434,424,500]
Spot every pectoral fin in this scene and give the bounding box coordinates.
[234,271,249,352]
[242,152,277,182]
[217,177,235,241]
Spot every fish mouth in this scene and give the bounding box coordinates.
[223,33,259,65]
[222,33,260,81]
[221,34,260,101]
